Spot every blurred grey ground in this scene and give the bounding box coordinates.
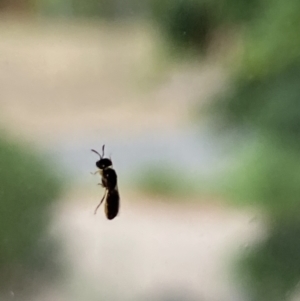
[0,19,262,301]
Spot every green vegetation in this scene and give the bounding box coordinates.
[33,0,144,19]
[149,0,264,52]
[135,164,202,200]
[238,219,300,301]
[220,137,300,218]
[207,0,300,299]
[35,0,114,18]
[0,132,64,292]
[150,0,212,52]
[212,66,300,142]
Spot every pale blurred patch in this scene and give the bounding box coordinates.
[0,19,225,144]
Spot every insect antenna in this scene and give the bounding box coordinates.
[91,149,102,158]
[101,144,105,157]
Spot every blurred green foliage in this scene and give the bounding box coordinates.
[240,0,300,79]
[239,219,300,301]
[149,0,263,51]
[150,0,212,52]
[208,0,300,299]
[33,0,145,19]
[222,137,300,219]
[0,132,64,291]
[136,164,199,199]
[35,0,113,18]
[214,66,300,145]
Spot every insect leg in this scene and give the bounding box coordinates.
[91,170,101,175]
[94,189,107,215]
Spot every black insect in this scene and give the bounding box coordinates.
[91,145,120,220]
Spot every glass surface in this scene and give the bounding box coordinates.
[0,1,299,301]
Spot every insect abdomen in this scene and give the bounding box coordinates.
[105,189,120,220]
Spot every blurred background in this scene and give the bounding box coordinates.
[0,0,299,300]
